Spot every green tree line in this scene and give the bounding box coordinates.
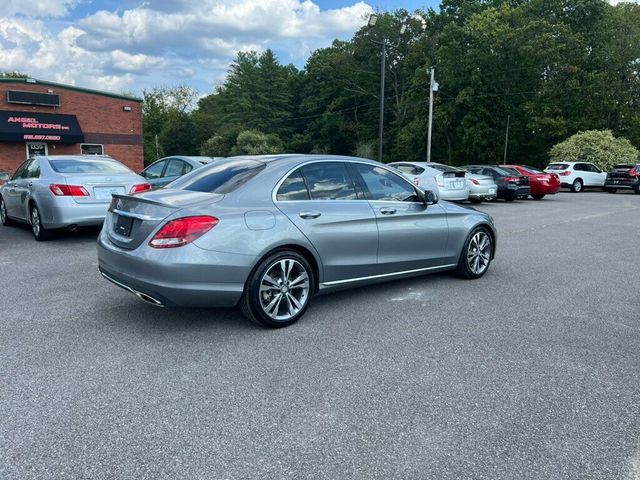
[143,0,640,167]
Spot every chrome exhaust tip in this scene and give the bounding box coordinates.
[134,291,165,307]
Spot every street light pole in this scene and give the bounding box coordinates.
[427,67,435,163]
[378,43,386,163]
[368,14,405,163]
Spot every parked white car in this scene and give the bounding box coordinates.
[389,162,469,201]
[545,162,607,192]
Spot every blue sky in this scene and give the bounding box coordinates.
[0,0,440,96]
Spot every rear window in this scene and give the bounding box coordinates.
[546,163,569,171]
[429,163,462,173]
[520,165,543,174]
[613,164,635,169]
[169,159,265,194]
[49,158,132,174]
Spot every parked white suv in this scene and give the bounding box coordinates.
[545,162,607,192]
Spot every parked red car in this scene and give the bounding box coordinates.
[503,165,561,199]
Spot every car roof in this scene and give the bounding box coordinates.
[226,154,384,169]
[32,155,116,161]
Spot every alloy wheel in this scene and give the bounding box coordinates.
[31,207,40,237]
[259,258,310,322]
[466,231,491,275]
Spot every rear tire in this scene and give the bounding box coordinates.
[240,250,315,328]
[606,188,618,194]
[454,227,493,279]
[30,204,53,241]
[531,194,545,200]
[570,179,583,192]
[504,196,515,202]
[634,185,640,195]
[0,196,15,226]
[469,198,482,204]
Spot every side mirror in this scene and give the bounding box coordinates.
[422,189,438,205]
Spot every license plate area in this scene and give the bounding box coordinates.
[95,186,125,200]
[114,215,133,237]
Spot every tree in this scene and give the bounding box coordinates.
[231,130,284,155]
[0,71,28,78]
[549,130,639,170]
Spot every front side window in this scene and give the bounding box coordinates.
[353,163,419,202]
[143,160,166,179]
[299,162,357,201]
[277,169,310,201]
[586,163,600,173]
[12,161,29,180]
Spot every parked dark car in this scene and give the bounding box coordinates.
[604,164,640,194]
[462,165,530,201]
[504,164,561,199]
[141,156,224,189]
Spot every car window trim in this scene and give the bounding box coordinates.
[272,159,425,203]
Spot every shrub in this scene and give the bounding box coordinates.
[549,130,639,171]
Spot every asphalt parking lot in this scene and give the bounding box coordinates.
[1,191,639,480]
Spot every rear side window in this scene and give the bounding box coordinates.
[277,169,310,201]
[49,158,132,174]
[547,163,569,171]
[429,163,461,173]
[299,162,357,200]
[170,159,265,194]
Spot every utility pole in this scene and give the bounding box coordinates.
[427,67,435,163]
[378,43,386,163]
[503,114,510,165]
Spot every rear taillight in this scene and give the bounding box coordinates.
[149,216,219,249]
[49,184,90,196]
[558,170,571,176]
[130,183,152,194]
[629,168,639,177]
[470,179,480,185]
[504,177,519,182]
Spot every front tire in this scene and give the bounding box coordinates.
[571,179,583,192]
[531,193,546,200]
[454,227,493,279]
[240,250,315,328]
[0,196,14,226]
[30,204,53,241]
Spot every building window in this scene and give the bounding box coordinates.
[81,144,103,155]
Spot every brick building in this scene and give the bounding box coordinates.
[0,78,143,174]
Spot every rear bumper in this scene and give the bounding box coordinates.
[499,186,531,199]
[530,182,561,195]
[468,184,497,200]
[605,179,639,190]
[41,197,110,228]
[97,230,252,307]
[439,188,469,201]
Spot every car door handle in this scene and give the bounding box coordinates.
[28,182,33,187]
[379,207,397,215]
[299,210,321,219]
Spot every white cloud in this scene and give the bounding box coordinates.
[0,0,80,18]
[0,0,373,94]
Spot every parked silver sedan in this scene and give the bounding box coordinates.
[389,162,470,201]
[466,172,498,203]
[140,156,224,189]
[98,155,497,328]
[0,155,149,240]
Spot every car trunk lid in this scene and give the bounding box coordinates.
[441,171,466,190]
[60,173,137,204]
[106,189,223,250]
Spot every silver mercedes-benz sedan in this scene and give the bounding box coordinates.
[98,155,497,328]
[0,155,150,240]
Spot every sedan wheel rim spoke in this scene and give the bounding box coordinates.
[467,232,491,274]
[260,258,310,321]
